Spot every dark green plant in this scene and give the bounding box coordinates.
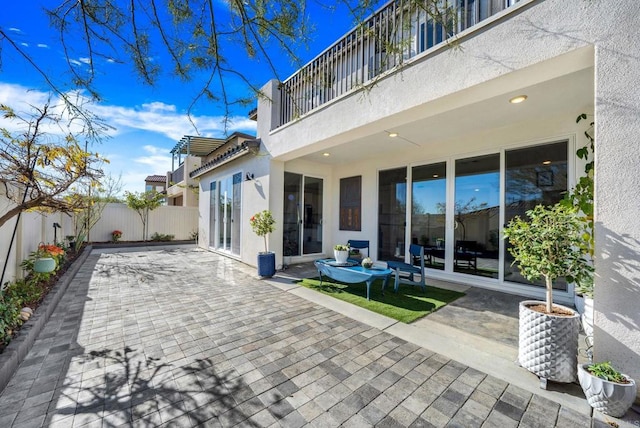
[586,362,629,384]
[561,113,594,297]
[4,278,44,307]
[150,232,174,242]
[0,291,22,345]
[125,190,164,241]
[503,204,593,313]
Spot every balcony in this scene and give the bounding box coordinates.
[278,0,521,127]
[169,163,185,185]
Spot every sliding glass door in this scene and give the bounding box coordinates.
[283,172,323,256]
[411,163,446,269]
[504,141,568,289]
[384,140,568,292]
[453,154,500,278]
[378,167,407,260]
[210,172,242,255]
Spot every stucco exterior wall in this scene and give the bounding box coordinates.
[256,0,640,392]
[326,113,585,255]
[196,147,273,266]
[590,6,640,390]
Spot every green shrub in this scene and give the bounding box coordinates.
[150,232,174,242]
[586,362,629,384]
[0,292,22,345]
[5,278,44,306]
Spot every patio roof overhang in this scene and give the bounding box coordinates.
[170,136,226,157]
[190,139,260,179]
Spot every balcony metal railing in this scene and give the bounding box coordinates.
[278,0,520,127]
[170,163,185,185]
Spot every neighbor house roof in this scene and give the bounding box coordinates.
[145,175,166,183]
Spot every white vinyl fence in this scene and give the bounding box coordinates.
[1,199,198,286]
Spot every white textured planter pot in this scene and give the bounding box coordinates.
[578,364,637,417]
[518,300,580,384]
[334,250,349,264]
[581,297,594,337]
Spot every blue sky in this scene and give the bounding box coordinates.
[0,1,373,194]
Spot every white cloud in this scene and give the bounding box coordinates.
[134,145,172,167]
[79,57,91,64]
[37,44,49,49]
[20,42,29,47]
[0,81,258,194]
[0,83,88,136]
[92,100,256,141]
[68,58,82,66]
[142,102,176,113]
[9,28,21,33]
[0,82,257,141]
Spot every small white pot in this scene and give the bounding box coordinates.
[334,250,349,264]
[578,364,637,417]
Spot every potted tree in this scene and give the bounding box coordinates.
[503,203,593,388]
[578,361,637,417]
[250,210,276,278]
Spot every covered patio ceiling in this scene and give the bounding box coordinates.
[296,66,594,165]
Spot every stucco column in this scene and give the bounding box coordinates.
[593,3,640,397]
[257,79,281,138]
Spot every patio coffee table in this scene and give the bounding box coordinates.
[314,259,393,300]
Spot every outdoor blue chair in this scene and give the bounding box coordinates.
[347,240,370,262]
[387,244,426,293]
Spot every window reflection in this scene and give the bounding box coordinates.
[504,141,568,290]
[411,163,446,270]
[454,154,500,278]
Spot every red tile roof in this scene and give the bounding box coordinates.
[145,175,166,183]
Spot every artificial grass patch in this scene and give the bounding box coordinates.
[296,277,465,323]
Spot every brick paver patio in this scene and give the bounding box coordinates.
[0,248,592,427]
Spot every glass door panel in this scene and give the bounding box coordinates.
[218,177,232,251]
[283,172,323,256]
[284,172,302,257]
[231,173,242,255]
[303,177,323,255]
[504,141,568,290]
[209,181,217,247]
[454,154,500,278]
[411,162,446,270]
[378,167,407,260]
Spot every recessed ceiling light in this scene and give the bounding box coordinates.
[388,132,398,138]
[509,95,528,104]
[542,160,551,165]
[432,174,439,178]
[323,152,330,157]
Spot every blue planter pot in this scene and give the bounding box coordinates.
[257,252,276,278]
[34,257,56,273]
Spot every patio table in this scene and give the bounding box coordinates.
[314,259,392,300]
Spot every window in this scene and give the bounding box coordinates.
[339,176,362,231]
